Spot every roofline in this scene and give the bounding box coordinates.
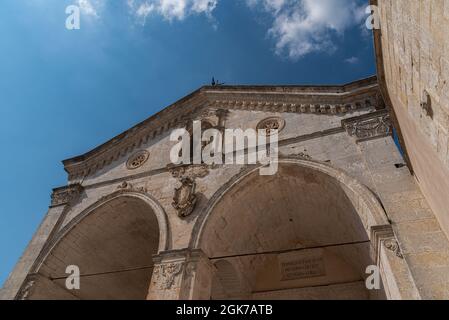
[62,75,378,168]
[62,86,205,166]
[200,75,377,92]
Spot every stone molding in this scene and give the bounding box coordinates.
[50,184,84,208]
[371,225,404,261]
[16,274,37,300]
[342,109,392,142]
[62,79,381,182]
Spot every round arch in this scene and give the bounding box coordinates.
[27,189,170,300]
[190,159,391,300]
[191,158,389,249]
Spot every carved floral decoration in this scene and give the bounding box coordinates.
[257,117,286,136]
[126,150,150,170]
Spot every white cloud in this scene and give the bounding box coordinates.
[72,0,367,60]
[127,0,218,23]
[345,56,359,64]
[247,0,367,60]
[76,0,101,17]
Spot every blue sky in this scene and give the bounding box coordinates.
[0,0,374,286]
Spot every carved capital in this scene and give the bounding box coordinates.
[384,239,404,259]
[342,110,392,142]
[50,184,84,207]
[152,262,185,290]
[371,225,404,261]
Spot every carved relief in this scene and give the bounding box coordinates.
[257,117,286,136]
[168,163,214,180]
[288,152,312,161]
[126,150,150,170]
[172,177,197,218]
[342,110,392,142]
[17,275,37,300]
[152,263,184,290]
[384,239,404,259]
[51,184,84,207]
[116,181,148,193]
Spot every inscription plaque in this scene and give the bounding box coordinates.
[280,255,325,281]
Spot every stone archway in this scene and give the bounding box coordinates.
[21,193,168,300]
[190,159,408,300]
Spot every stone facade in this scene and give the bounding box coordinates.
[1,74,449,300]
[373,0,449,242]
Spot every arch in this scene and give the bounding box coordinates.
[25,189,170,300]
[190,159,392,300]
[41,190,170,265]
[191,158,389,249]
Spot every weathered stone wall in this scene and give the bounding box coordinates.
[374,0,449,237]
[3,79,449,299]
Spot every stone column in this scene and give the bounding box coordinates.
[147,249,213,300]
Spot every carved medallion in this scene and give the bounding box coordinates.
[172,177,197,218]
[126,150,150,170]
[257,117,286,136]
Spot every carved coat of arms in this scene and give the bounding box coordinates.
[172,177,197,218]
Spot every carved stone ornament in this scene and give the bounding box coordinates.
[172,177,197,218]
[257,117,286,136]
[126,150,150,170]
[51,184,84,207]
[152,263,184,290]
[167,163,214,180]
[289,152,312,161]
[116,181,147,193]
[420,90,433,118]
[342,110,392,142]
[384,239,404,259]
[17,275,37,300]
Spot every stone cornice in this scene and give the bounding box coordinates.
[62,77,382,181]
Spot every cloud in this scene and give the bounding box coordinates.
[246,0,367,60]
[127,0,218,23]
[76,0,101,17]
[345,56,359,64]
[72,0,366,60]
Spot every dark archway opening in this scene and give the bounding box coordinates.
[202,164,386,300]
[27,197,160,300]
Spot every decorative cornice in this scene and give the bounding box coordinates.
[62,77,381,182]
[50,184,84,208]
[342,109,392,142]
